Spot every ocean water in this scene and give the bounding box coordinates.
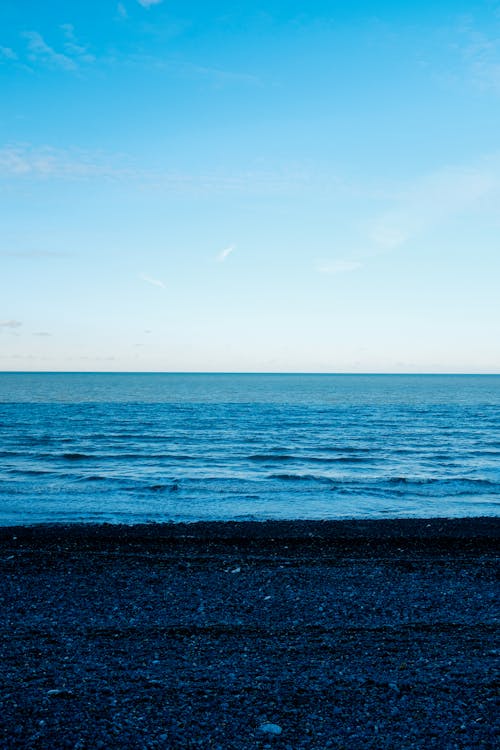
[0,373,498,525]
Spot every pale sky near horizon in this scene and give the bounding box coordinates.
[1,0,499,373]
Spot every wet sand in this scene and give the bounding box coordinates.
[0,518,498,749]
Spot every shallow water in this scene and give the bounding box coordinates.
[0,373,498,524]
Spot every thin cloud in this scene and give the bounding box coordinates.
[0,144,134,180]
[0,320,22,329]
[21,27,94,72]
[60,24,95,64]
[0,143,338,196]
[369,157,500,251]
[216,245,235,262]
[23,31,76,71]
[33,331,51,337]
[178,62,260,87]
[453,14,500,93]
[117,3,128,19]
[137,0,163,7]
[140,273,166,289]
[0,249,71,258]
[0,46,17,61]
[108,51,259,87]
[316,260,363,274]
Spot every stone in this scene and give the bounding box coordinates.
[258,723,283,736]
[47,689,74,698]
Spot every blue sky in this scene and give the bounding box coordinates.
[1,0,499,372]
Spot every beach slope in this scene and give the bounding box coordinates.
[0,518,498,749]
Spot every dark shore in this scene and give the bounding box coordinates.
[0,518,498,749]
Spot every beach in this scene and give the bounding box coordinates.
[0,517,498,748]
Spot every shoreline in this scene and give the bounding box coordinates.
[1,515,498,550]
[1,514,498,533]
[1,516,498,748]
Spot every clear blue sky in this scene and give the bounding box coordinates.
[1,0,499,372]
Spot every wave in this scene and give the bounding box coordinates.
[268,472,499,494]
[248,454,294,462]
[249,453,372,464]
[269,473,335,484]
[318,445,372,453]
[471,449,500,457]
[37,451,202,462]
[7,468,54,476]
[307,455,372,464]
[387,476,498,488]
[148,483,179,492]
[22,435,63,446]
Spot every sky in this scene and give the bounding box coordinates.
[1,0,499,373]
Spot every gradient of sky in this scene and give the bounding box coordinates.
[1,0,499,372]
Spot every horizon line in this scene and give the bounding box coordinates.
[0,370,499,377]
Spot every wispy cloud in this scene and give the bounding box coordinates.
[59,24,95,64]
[0,320,22,329]
[0,143,322,195]
[21,27,94,72]
[447,12,500,93]
[369,157,500,251]
[6,27,257,88]
[178,62,260,87]
[314,153,500,274]
[140,273,166,289]
[215,245,235,262]
[0,249,71,258]
[137,0,163,7]
[23,31,76,71]
[0,144,133,180]
[117,3,128,19]
[33,331,51,337]
[0,46,17,61]
[118,52,260,87]
[316,260,363,274]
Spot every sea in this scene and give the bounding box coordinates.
[0,373,498,525]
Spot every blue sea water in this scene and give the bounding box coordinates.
[0,373,498,525]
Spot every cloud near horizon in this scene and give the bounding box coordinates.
[0,320,22,329]
[140,273,166,289]
[215,245,235,262]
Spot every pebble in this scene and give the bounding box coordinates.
[47,689,74,698]
[258,723,283,736]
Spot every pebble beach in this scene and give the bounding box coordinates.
[0,517,498,749]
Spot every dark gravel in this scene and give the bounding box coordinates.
[0,518,498,749]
